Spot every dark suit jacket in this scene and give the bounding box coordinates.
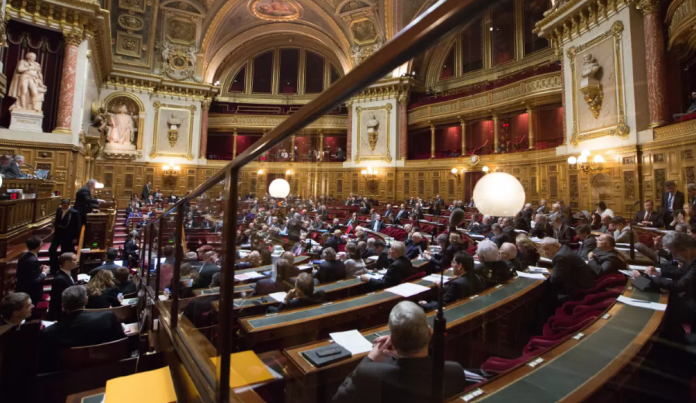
[86,287,122,309]
[662,191,686,213]
[576,235,597,261]
[650,256,696,299]
[588,249,626,278]
[550,245,595,300]
[141,184,151,200]
[429,245,458,270]
[368,256,414,289]
[2,161,22,178]
[631,210,663,228]
[553,224,575,246]
[15,252,46,305]
[54,207,81,242]
[73,186,99,222]
[405,240,427,259]
[375,251,391,271]
[89,261,120,276]
[323,236,345,253]
[394,209,408,225]
[492,232,514,248]
[39,310,125,372]
[505,258,524,273]
[422,274,484,311]
[382,209,394,220]
[253,278,285,296]
[368,220,385,232]
[333,356,467,403]
[116,280,137,295]
[47,270,75,321]
[198,263,220,287]
[315,260,347,284]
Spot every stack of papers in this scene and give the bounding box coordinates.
[105,367,177,403]
[77,273,91,282]
[528,267,550,274]
[617,295,666,311]
[366,256,379,261]
[422,274,453,283]
[385,282,431,297]
[234,272,265,281]
[516,271,547,280]
[268,292,287,302]
[364,273,383,280]
[122,298,138,306]
[296,264,313,271]
[330,330,373,355]
[539,257,552,264]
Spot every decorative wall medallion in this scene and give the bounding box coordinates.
[579,53,603,118]
[350,19,379,45]
[161,44,196,80]
[653,154,665,163]
[355,103,392,163]
[151,102,196,160]
[119,0,146,13]
[167,113,186,147]
[116,32,143,58]
[644,181,651,191]
[622,156,635,165]
[684,149,695,161]
[166,18,196,45]
[118,15,144,31]
[249,0,301,21]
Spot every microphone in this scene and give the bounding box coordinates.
[449,208,466,233]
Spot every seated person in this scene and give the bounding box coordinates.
[253,259,290,295]
[516,235,540,269]
[88,248,121,276]
[126,208,143,227]
[311,216,324,230]
[475,240,513,285]
[198,251,221,288]
[328,218,341,234]
[333,301,467,403]
[86,270,122,309]
[419,251,484,311]
[405,232,427,259]
[632,200,663,228]
[113,267,137,295]
[323,230,345,253]
[354,228,369,243]
[183,273,220,328]
[368,214,385,232]
[237,250,262,270]
[539,237,594,301]
[255,239,273,265]
[358,241,368,259]
[373,240,391,271]
[551,215,575,246]
[1,292,33,326]
[466,213,483,234]
[587,234,626,278]
[673,91,696,121]
[268,272,327,313]
[499,242,523,272]
[186,251,203,270]
[611,216,636,244]
[364,238,376,258]
[576,224,597,261]
[344,243,368,278]
[360,241,414,289]
[425,233,456,272]
[314,247,346,284]
[39,286,125,372]
[489,224,513,248]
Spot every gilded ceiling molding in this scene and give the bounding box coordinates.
[203,23,352,83]
[103,72,217,100]
[207,114,347,130]
[666,0,696,59]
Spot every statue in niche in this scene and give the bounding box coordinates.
[366,113,379,151]
[167,113,186,147]
[8,52,48,113]
[579,53,603,119]
[105,105,137,151]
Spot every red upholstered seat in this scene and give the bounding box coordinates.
[571,273,627,299]
[542,315,597,338]
[556,289,622,317]
[480,350,543,374]
[401,271,426,284]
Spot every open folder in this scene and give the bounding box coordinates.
[105,367,177,403]
[211,351,275,388]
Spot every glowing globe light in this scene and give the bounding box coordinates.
[577,155,588,163]
[482,166,489,172]
[473,172,526,216]
[451,168,458,174]
[581,149,591,157]
[269,179,290,198]
[593,155,605,163]
[568,156,577,164]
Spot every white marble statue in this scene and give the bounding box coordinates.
[8,52,47,113]
[366,113,379,151]
[105,105,136,150]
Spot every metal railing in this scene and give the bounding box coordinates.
[140,0,493,401]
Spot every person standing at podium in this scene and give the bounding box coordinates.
[74,179,104,226]
[49,199,81,274]
[2,155,25,178]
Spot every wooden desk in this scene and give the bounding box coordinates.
[238,279,437,351]
[449,286,667,403]
[283,276,546,403]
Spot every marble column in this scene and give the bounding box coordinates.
[318,130,324,162]
[232,128,238,158]
[399,95,408,160]
[53,32,82,134]
[430,123,435,159]
[290,134,296,161]
[199,98,211,159]
[459,118,466,155]
[639,0,669,127]
[527,107,535,150]
[346,102,353,162]
[493,115,499,153]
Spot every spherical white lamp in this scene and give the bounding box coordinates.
[593,155,605,163]
[568,156,577,164]
[473,172,526,216]
[577,155,588,163]
[269,179,290,199]
[581,149,591,157]
[451,168,458,174]
[482,166,490,172]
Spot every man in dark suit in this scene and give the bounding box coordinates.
[536,199,549,215]
[500,242,523,273]
[2,155,24,178]
[323,230,345,253]
[314,248,346,284]
[405,232,428,259]
[15,236,49,305]
[419,251,483,311]
[632,199,664,228]
[552,215,575,246]
[489,224,513,248]
[73,179,103,225]
[48,199,81,274]
[268,273,327,313]
[688,183,696,210]
[361,241,414,289]
[382,204,395,221]
[333,301,468,403]
[198,251,221,288]
[587,234,626,278]
[373,240,391,271]
[39,285,125,372]
[558,199,572,225]
[394,204,408,226]
[253,259,290,296]
[89,248,120,276]
[368,214,385,232]
[47,253,78,321]
[141,181,152,200]
[0,292,33,326]
[540,238,594,301]
[152,188,163,200]
[662,180,685,229]
[575,224,597,261]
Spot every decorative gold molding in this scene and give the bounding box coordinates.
[653,119,696,141]
[355,103,392,163]
[208,114,347,131]
[567,21,628,146]
[151,102,196,160]
[667,0,696,57]
[102,92,146,150]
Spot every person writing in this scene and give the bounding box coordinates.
[418,251,483,311]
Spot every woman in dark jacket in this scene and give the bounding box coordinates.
[515,236,540,270]
[86,269,122,309]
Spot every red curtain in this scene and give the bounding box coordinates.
[0,20,65,132]
[467,120,494,155]
[464,172,484,204]
[536,107,564,148]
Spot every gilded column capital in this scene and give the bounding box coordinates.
[64,32,83,47]
[201,98,212,111]
[637,0,661,15]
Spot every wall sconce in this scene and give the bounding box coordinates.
[450,167,464,180]
[482,166,490,174]
[257,169,264,175]
[361,167,378,181]
[285,170,293,176]
[163,162,181,176]
[94,182,104,189]
[568,150,605,173]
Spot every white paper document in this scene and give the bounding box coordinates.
[41,320,55,328]
[366,256,379,261]
[330,330,373,355]
[385,282,431,297]
[121,298,138,306]
[539,256,552,264]
[528,267,550,274]
[516,271,547,280]
[422,274,453,283]
[296,264,313,271]
[364,273,384,280]
[245,271,264,279]
[617,295,666,311]
[268,292,287,302]
[77,273,90,282]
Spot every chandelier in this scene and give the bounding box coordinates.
[568,150,605,173]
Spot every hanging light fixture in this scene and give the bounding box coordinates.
[473,172,526,216]
[269,178,290,198]
[568,150,604,173]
